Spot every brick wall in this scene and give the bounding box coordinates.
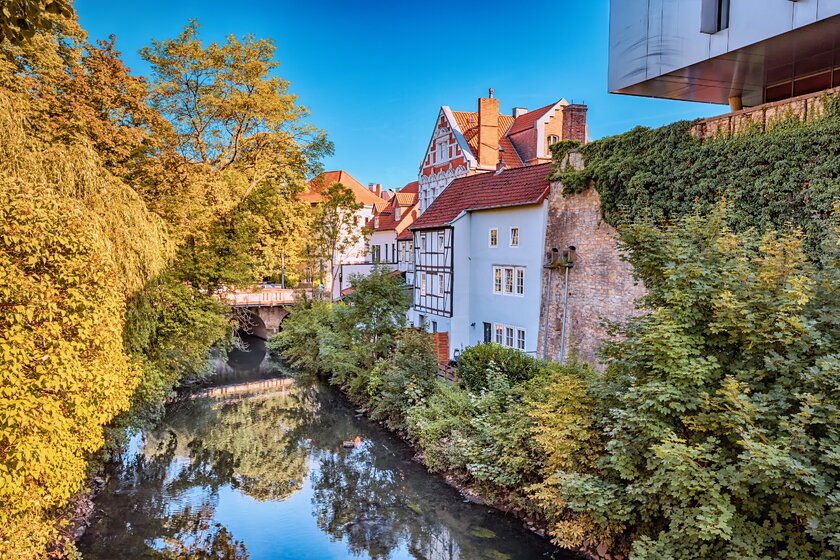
[562,104,588,143]
[536,184,645,365]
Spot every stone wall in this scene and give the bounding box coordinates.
[536,185,645,365]
[691,86,838,139]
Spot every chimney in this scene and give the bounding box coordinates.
[512,107,528,118]
[478,89,499,169]
[495,159,506,174]
[562,104,588,144]
[368,183,383,196]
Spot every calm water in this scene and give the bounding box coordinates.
[79,336,578,560]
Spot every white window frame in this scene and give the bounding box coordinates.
[438,232,444,251]
[493,266,526,297]
[489,228,498,248]
[395,206,401,221]
[420,272,427,296]
[436,273,444,296]
[510,227,519,247]
[547,134,559,145]
[435,139,447,163]
[420,233,427,251]
[492,323,526,351]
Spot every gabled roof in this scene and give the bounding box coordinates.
[507,103,557,135]
[302,170,385,206]
[368,181,420,234]
[451,111,519,165]
[396,228,414,241]
[410,163,552,231]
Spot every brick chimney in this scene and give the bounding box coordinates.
[562,104,588,144]
[478,89,499,169]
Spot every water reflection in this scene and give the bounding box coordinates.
[79,336,576,560]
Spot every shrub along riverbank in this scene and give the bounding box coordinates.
[270,210,840,560]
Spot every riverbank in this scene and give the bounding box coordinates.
[78,342,567,560]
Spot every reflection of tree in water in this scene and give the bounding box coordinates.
[81,379,318,559]
[155,502,249,560]
[310,443,463,560]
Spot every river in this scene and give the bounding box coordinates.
[78,336,581,560]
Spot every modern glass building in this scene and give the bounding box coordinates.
[609,0,840,109]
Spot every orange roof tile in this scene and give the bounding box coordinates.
[303,170,385,206]
[451,112,521,167]
[410,163,552,231]
[369,181,420,234]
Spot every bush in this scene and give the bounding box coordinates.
[456,343,542,390]
[370,329,438,429]
[405,381,476,472]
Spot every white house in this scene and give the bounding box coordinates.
[407,163,552,359]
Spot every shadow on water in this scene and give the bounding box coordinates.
[78,335,582,560]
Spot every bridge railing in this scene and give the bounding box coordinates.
[223,286,300,306]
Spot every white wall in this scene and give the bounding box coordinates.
[368,230,398,263]
[462,203,548,356]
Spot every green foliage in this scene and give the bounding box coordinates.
[267,294,334,375]
[405,381,476,472]
[369,329,438,429]
[550,208,840,559]
[456,342,542,390]
[550,104,840,256]
[309,181,364,287]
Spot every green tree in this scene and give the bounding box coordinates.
[309,181,364,291]
[552,208,840,559]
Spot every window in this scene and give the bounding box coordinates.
[436,273,444,296]
[510,227,519,247]
[371,245,381,263]
[436,139,447,163]
[483,322,492,343]
[492,323,526,351]
[395,206,401,221]
[420,272,427,296]
[547,134,559,145]
[373,216,379,228]
[493,266,526,297]
[701,0,729,34]
[489,228,498,247]
[420,233,427,251]
[392,244,396,262]
[432,320,438,333]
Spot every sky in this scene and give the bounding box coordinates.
[75,0,724,189]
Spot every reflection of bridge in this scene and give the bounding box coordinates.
[223,286,309,339]
[169,377,295,403]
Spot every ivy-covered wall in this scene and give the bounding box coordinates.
[550,97,840,256]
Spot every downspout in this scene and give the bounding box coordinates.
[541,247,559,359]
[558,246,576,365]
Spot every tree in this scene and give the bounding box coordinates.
[552,207,840,559]
[0,0,73,44]
[139,20,330,198]
[309,181,364,292]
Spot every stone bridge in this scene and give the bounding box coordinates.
[223,286,302,339]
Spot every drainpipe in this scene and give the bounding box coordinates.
[558,246,576,365]
[541,248,559,359]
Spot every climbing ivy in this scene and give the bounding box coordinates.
[550,97,840,255]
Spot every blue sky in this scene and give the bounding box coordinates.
[75,0,723,189]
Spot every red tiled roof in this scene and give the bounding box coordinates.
[410,163,552,231]
[451,112,519,166]
[498,134,524,168]
[396,228,413,241]
[368,181,420,233]
[302,170,385,206]
[508,103,557,135]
